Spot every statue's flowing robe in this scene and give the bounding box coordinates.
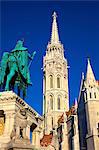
[12,49,30,83]
[8,53,18,71]
[18,50,28,79]
[0,52,9,84]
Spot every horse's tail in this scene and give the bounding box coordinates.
[0,52,9,85]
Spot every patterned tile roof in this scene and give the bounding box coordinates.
[97,80,99,86]
[58,105,76,124]
[40,133,53,147]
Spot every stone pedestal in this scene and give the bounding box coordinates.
[32,127,41,149]
[1,139,35,150]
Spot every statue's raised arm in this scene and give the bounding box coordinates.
[28,51,36,68]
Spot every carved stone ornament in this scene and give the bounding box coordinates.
[15,108,27,129]
[55,63,62,71]
[10,108,28,141]
[0,118,4,136]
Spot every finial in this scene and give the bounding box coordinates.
[87,57,90,62]
[87,57,91,66]
[51,11,59,44]
[86,58,95,82]
[74,98,78,106]
[82,72,84,79]
[52,12,57,19]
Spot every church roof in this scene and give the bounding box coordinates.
[58,105,76,124]
[96,81,99,91]
[40,133,53,147]
[97,80,99,86]
[86,58,95,82]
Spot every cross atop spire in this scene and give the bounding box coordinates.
[51,11,60,44]
[86,58,95,82]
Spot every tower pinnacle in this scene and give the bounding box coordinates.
[51,12,60,44]
[52,11,57,20]
[86,58,95,81]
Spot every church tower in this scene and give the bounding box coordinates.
[78,59,99,150]
[84,59,99,150]
[43,12,69,134]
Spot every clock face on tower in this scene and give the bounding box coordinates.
[55,63,62,71]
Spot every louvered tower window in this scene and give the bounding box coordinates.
[57,77,60,88]
[50,75,53,88]
[57,95,61,110]
[50,95,53,110]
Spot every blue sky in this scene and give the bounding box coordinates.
[1,1,99,115]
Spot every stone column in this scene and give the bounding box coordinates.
[32,127,40,149]
[61,113,69,150]
[73,115,80,150]
[3,112,11,135]
[16,126,20,138]
[32,131,36,145]
[9,112,15,134]
[1,112,14,143]
[26,124,30,139]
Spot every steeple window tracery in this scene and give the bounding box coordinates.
[57,76,61,88]
[57,95,61,110]
[90,92,92,99]
[49,75,53,88]
[94,92,96,98]
[84,92,87,101]
[52,117,53,128]
[50,95,53,110]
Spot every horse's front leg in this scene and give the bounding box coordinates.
[5,70,15,91]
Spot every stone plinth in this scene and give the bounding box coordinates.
[4,139,34,150]
[0,91,42,150]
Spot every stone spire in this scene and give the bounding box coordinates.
[74,98,78,110]
[51,12,60,44]
[86,58,95,81]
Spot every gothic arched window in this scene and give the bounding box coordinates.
[94,92,96,98]
[50,75,53,88]
[90,92,92,99]
[57,76,60,88]
[52,117,53,128]
[57,95,61,110]
[50,95,53,110]
[84,92,87,101]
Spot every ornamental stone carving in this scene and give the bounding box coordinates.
[10,108,28,140]
[15,108,28,128]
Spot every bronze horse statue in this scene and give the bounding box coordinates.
[0,40,36,97]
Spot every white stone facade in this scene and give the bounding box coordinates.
[0,91,42,150]
[78,59,99,150]
[0,11,99,150]
[43,12,69,135]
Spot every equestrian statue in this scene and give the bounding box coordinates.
[0,40,36,97]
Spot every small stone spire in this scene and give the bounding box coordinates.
[74,98,78,110]
[86,58,95,81]
[51,12,60,44]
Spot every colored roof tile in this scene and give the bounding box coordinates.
[58,105,76,124]
[40,133,53,147]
